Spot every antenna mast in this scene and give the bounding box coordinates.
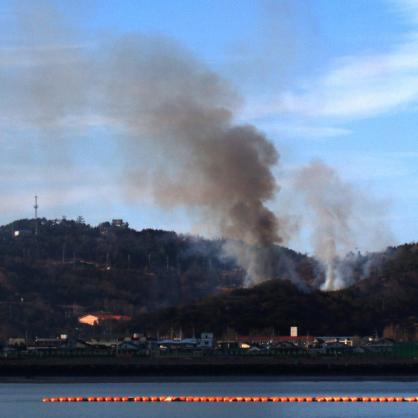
[34,195,39,236]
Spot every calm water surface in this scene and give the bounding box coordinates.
[2,378,418,417]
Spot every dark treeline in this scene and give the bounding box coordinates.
[0,218,313,340]
[128,243,418,338]
[0,218,416,340]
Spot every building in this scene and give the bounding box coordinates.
[13,229,32,238]
[314,336,356,347]
[78,312,132,326]
[30,335,68,350]
[199,332,214,348]
[217,335,314,350]
[111,219,129,228]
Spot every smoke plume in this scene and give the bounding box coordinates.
[2,6,393,290]
[294,161,392,290]
[2,10,283,283]
[103,35,284,282]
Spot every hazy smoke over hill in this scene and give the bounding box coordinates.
[2,6,283,283]
[104,35,284,282]
[1,5,392,289]
[294,161,392,290]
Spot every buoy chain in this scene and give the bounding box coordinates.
[41,396,418,403]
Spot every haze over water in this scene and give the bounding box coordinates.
[3,379,418,418]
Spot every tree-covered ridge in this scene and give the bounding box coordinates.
[130,243,418,338]
[0,218,416,340]
[0,218,314,339]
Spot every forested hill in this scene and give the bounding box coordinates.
[0,218,315,339]
[129,243,418,338]
[1,218,416,340]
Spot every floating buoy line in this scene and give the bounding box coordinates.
[42,396,418,403]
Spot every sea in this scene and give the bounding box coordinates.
[2,377,418,417]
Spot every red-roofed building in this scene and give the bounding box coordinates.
[78,312,132,326]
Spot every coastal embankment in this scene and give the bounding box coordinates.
[1,356,418,377]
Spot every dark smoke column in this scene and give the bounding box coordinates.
[101,36,283,283]
[1,12,283,285]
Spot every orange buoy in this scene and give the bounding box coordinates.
[43,393,418,404]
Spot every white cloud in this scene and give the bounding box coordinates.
[247,1,418,121]
[257,122,351,139]
[264,41,418,119]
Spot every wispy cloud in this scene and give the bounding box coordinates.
[257,122,351,139]
[249,0,418,121]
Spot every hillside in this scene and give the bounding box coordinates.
[0,218,315,340]
[129,243,418,338]
[1,218,417,340]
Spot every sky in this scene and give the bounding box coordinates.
[0,0,417,254]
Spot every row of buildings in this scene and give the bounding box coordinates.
[3,328,399,358]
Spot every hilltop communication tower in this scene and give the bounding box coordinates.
[34,195,39,236]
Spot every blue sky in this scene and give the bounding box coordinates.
[0,0,417,253]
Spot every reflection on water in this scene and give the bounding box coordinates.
[1,378,418,418]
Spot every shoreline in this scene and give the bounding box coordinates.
[3,374,418,384]
[1,357,418,382]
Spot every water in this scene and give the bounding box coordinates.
[2,378,418,417]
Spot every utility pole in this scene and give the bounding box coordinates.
[34,195,39,236]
